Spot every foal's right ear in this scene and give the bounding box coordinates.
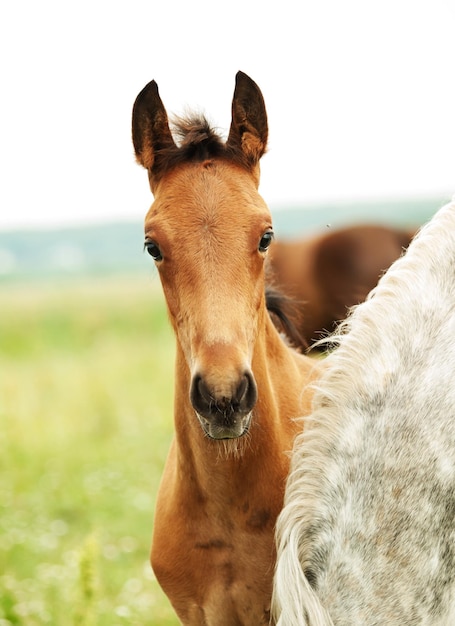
[132,80,176,173]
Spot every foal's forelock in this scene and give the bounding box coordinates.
[150,114,260,182]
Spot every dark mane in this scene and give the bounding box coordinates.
[265,286,309,351]
[154,114,252,172]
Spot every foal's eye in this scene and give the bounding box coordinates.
[144,240,163,261]
[258,230,274,252]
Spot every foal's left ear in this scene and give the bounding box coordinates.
[132,79,177,173]
[226,71,268,166]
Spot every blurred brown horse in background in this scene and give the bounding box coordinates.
[267,223,416,348]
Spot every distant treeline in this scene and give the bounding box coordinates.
[0,196,448,281]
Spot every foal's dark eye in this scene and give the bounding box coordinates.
[144,240,163,261]
[258,230,274,252]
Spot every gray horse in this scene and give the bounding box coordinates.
[273,197,455,625]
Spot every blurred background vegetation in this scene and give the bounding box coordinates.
[1,272,179,624]
[0,196,446,624]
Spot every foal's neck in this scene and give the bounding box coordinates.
[172,316,317,496]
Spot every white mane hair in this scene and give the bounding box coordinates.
[273,198,455,625]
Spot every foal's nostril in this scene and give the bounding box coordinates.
[235,375,248,408]
[190,375,213,418]
[235,372,257,414]
[196,376,212,406]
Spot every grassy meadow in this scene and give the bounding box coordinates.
[0,273,180,625]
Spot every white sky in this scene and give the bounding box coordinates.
[0,0,453,231]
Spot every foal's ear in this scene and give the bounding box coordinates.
[227,71,268,166]
[132,80,176,173]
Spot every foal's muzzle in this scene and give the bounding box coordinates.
[190,371,257,439]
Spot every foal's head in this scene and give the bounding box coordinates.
[132,72,272,440]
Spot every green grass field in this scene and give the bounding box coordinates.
[0,274,180,625]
